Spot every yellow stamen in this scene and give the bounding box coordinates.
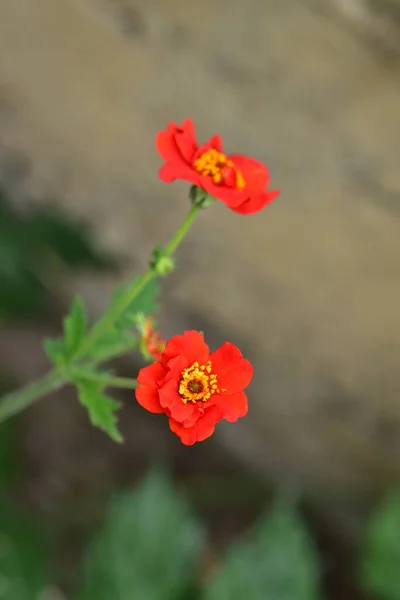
[179,360,221,404]
[193,149,246,189]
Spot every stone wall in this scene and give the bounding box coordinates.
[1,0,400,494]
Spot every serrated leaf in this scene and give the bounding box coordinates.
[204,493,321,600]
[359,489,400,600]
[63,296,87,359]
[87,330,138,362]
[112,278,160,329]
[43,337,66,365]
[75,468,205,600]
[77,380,123,443]
[0,496,45,600]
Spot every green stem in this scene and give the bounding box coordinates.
[68,367,138,389]
[0,204,200,425]
[0,369,65,423]
[96,375,138,389]
[75,204,200,360]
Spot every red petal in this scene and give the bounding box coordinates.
[229,155,270,192]
[135,362,166,414]
[168,405,222,445]
[155,130,180,162]
[158,163,198,185]
[209,342,253,394]
[216,390,248,422]
[159,378,200,425]
[137,361,166,386]
[174,118,198,163]
[230,189,280,215]
[162,330,209,367]
[200,176,248,207]
[193,135,223,161]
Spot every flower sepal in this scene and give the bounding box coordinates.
[150,246,175,276]
[189,185,216,209]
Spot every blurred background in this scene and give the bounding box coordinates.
[1,0,400,598]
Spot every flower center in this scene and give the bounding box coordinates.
[193,149,245,189]
[179,361,220,404]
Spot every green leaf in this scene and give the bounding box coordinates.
[43,337,66,365]
[76,468,205,600]
[76,380,123,443]
[0,495,45,600]
[112,278,160,328]
[43,297,88,365]
[204,493,321,600]
[64,296,87,358]
[359,488,400,600]
[87,330,138,362]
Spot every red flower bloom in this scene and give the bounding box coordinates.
[141,317,166,361]
[156,118,279,215]
[135,330,253,445]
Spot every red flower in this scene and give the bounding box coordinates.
[135,330,253,445]
[156,118,279,215]
[141,317,166,361]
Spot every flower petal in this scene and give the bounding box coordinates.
[193,135,223,161]
[209,342,253,394]
[216,390,249,422]
[135,362,166,414]
[159,378,200,424]
[162,330,209,367]
[229,155,270,192]
[168,405,223,445]
[174,118,198,163]
[200,176,248,207]
[230,189,280,215]
[155,130,180,163]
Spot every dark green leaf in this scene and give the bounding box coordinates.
[0,496,45,600]
[76,380,122,443]
[63,296,87,359]
[204,493,321,600]
[0,416,20,488]
[26,209,115,269]
[76,469,205,600]
[359,489,400,600]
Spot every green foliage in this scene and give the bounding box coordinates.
[113,277,160,329]
[0,413,46,600]
[204,493,321,600]
[75,469,206,600]
[0,496,46,600]
[76,379,123,443]
[359,488,400,600]
[0,189,114,322]
[44,296,87,365]
[84,330,138,362]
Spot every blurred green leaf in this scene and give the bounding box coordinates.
[63,296,87,358]
[25,208,115,269]
[43,337,66,365]
[76,469,205,600]
[0,496,45,600]
[87,330,138,362]
[0,420,18,488]
[0,188,115,322]
[76,379,122,443]
[204,493,321,600]
[43,296,87,365]
[113,278,160,328]
[359,488,400,600]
